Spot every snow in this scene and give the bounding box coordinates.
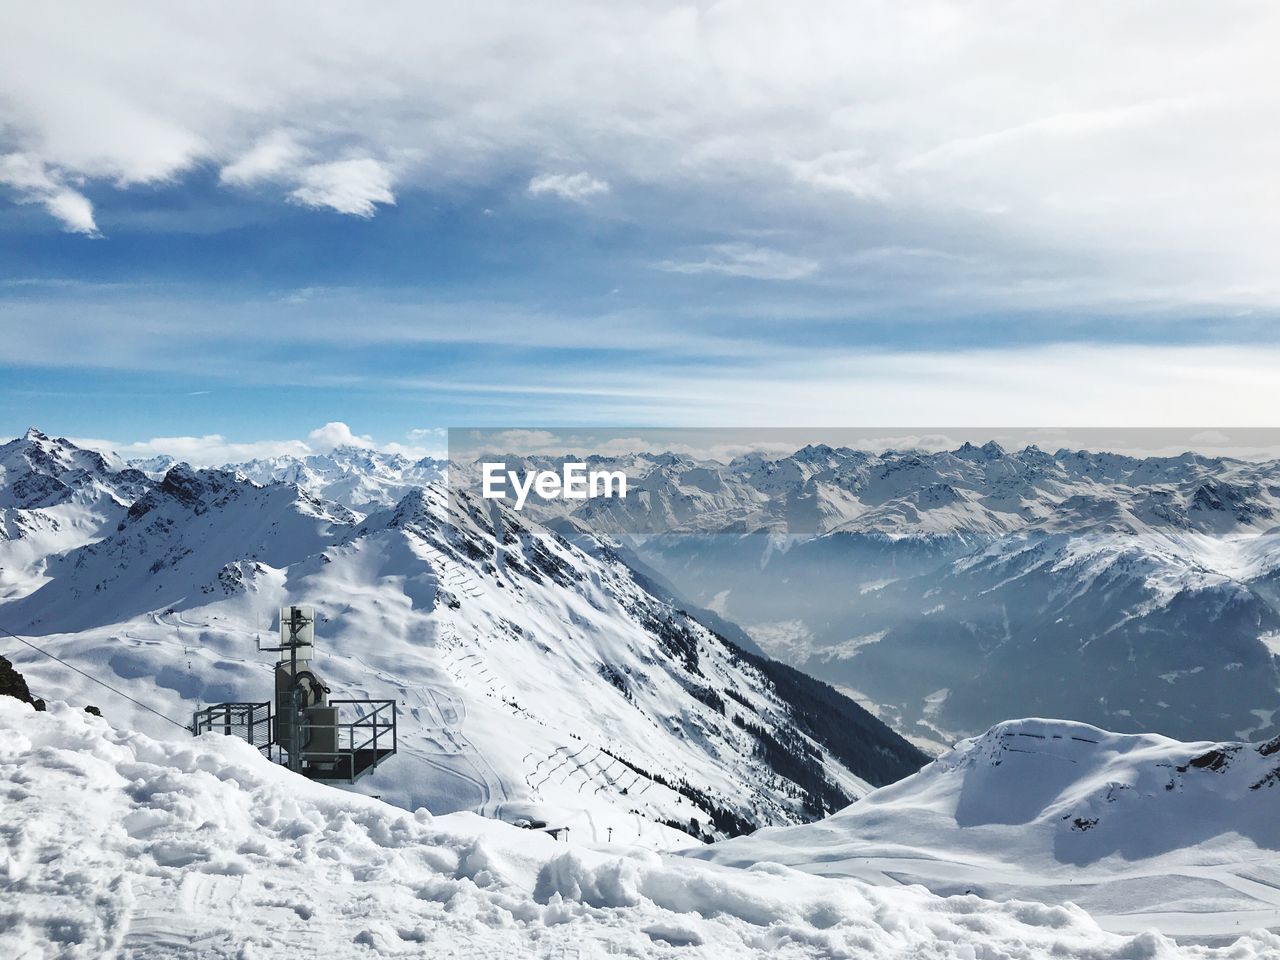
[694,718,1280,942]
[2,466,907,849]
[6,698,1280,959]
[95,435,1280,744]
[742,619,814,661]
[0,429,143,602]
[227,446,445,513]
[8,431,1280,952]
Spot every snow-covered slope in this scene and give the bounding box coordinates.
[234,439,1280,744]
[6,698,1279,959]
[0,428,149,602]
[228,446,445,512]
[695,718,1280,939]
[457,442,1280,540]
[17,430,1280,746]
[1,445,924,848]
[574,446,1280,746]
[10,464,357,634]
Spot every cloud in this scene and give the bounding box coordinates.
[361,345,1280,428]
[306,421,376,452]
[406,427,446,442]
[218,130,306,186]
[655,244,819,281]
[0,153,97,234]
[527,172,610,202]
[72,434,312,466]
[220,135,396,217]
[470,429,564,452]
[72,421,445,467]
[790,149,887,201]
[1,2,1279,310]
[288,158,395,217]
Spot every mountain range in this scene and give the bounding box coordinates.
[0,428,924,847]
[446,442,1280,749]
[7,427,1280,948]
[221,436,1280,748]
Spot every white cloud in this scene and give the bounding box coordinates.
[527,172,610,202]
[0,153,97,234]
[790,149,887,201]
[72,434,312,466]
[72,421,445,467]
[221,135,397,217]
[306,421,376,452]
[655,243,819,281]
[472,429,564,452]
[617,344,1280,429]
[368,345,1280,429]
[406,427,446,442]
[288,158,395,217]
[1,3,1279,307]
[219,130,306,186]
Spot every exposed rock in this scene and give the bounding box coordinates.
[1180,746,1239,773]
[0,654,38,707]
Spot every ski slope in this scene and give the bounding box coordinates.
[5,698,1279,959]
[694,718,1280,941]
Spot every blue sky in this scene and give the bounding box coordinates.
[3,2,1280,462]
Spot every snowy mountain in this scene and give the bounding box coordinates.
[89,437,1280,747]
[0,428,150,602]
[695,717,1280,940]
[10,464,358,635]
[521,444,1280,747]
[0,427,147,511]
[455,442,1280,539]
[6,430,1280,952]
[12,699,1274,959]
[226,447,445,512]
[0,434,925,849]
[251,440,1280,746]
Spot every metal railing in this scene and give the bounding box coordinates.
[292,699,397,782]
[191,702,273,751]
[297,699,396,753]
[193,698,395,783]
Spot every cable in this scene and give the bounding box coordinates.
[0,624,191,731]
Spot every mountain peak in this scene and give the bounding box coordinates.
[954,440,1006,461]
[796,443,834,458]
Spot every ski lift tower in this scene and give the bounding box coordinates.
[192,605,397,783]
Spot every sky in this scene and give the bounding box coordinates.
[3,2,1280,462]
[451,428,1280,464]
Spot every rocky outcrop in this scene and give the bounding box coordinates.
[0,654,44,710]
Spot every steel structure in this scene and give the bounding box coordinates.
[191,606,397,784]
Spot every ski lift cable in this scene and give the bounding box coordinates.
[0,623,190,732]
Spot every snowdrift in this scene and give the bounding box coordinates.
[4,699,1279,958]
[694,718,1280,939]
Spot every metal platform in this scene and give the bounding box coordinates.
[292,699,397,783]
[193,698,397,784]
[192,701,273,751]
